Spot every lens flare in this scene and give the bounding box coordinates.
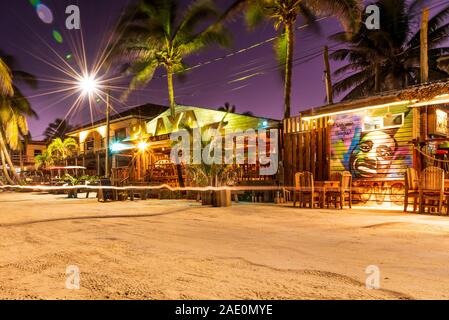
[29,0,41,8]
[78,75,98,95]
[52,30,63,44]
[36,4,53,24]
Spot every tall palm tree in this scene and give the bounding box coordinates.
[226,0,362,118]
[0,52,37,184]
[47,137,78,166]
[110,0,231,117]
[43,118,73,142]
[330,0,449,100]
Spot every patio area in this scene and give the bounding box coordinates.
[1,192,449,299]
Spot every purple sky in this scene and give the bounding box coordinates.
[0,0,447,139]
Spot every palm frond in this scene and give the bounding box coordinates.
[304,0,362,34]
[0,58,13,97]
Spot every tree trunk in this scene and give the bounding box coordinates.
[167,69,176,118]
[374,63,381,93]
[0,133,22,184]
[0,149,14,184]
[283,22,294,119]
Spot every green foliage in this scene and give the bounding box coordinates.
[110,0,231,116]
[223,0,362,118]
[61,174,99,185]
[180,114,242,187]
[43,118,73,142]
[330,0,449,100]
[0,58,13,97]
[0,51,37,151]
[47,137,79,163]
[218,102,236,113]
[240,0,362,65]
[0,51,37,184]
[35,149,53,170]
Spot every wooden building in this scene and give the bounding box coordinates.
[68,103,280,186]
[67,103,168,176]
[10,140,47,172]
[284,80,449,207]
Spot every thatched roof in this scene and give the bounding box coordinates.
[300,80,449,117]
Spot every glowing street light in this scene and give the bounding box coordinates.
[77,74,112,179]
[78,75,98,95]
[138,141,149,152]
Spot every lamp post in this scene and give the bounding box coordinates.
[105,88,111,178]
[78,76,111,178]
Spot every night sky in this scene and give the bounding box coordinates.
[0,0,446,139]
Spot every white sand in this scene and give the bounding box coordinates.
[0,191,448,300]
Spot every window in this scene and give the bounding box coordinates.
[85,139,95,151]
[363,113,404,132]
[34,149,43,157]
[115,128,127,141]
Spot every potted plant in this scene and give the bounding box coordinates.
[178,110,243,207]
[62,174,98,199]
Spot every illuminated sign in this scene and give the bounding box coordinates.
[435,109,448,135]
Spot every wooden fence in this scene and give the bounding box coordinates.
[283,116,330,187]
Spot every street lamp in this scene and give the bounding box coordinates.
[77,75,112,179]
[79,75,98,95]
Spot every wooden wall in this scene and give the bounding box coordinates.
[328,105,413,179]
[283,104,414,186]
[283,117,329,186]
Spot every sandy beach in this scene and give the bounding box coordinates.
[1,191,449,300]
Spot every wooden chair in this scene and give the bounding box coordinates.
[326,171,353,209]
[403,168,419,213]
[419,166,445,214]
[293,172,320,208]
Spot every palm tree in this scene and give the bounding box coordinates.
[218,102,254,116]
[43,118,73,142]
[0,58,13,97]
[218,102,236,113]
[110,0,231,117]
[330,0,449,100]
[35,149,53,170]
[0,52,37,184]
[47,137,78,166]
[226,0,362,118]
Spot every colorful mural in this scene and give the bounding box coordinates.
[329,105,413,179]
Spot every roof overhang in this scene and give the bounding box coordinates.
[299,80,449,119]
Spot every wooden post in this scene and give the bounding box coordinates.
[105,89,111,178]
[420,8,430,142]
[96,152,100,176]
[323,46,333,105]
[420,8,430,83]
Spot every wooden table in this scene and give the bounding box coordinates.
[315,181,341,208]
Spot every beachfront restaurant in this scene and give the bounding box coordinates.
[112,105,280,187]
[68,104,280,187]
[283,80,449,209]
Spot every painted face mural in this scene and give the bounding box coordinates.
[349,131,398,178]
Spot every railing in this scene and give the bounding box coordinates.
[284,115,330,133]
[74,147,107,156]
[11,154,35,164]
